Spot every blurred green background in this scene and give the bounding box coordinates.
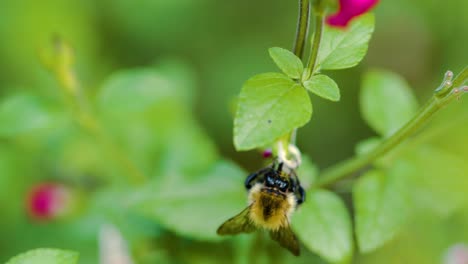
[0,0,467,263]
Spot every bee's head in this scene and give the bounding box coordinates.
[265,173,290,193]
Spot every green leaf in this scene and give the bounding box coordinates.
[234,73,312,150]
[293,190,353,263]
[399,145,468,216]
[6,248,79,264]
[360,70,419,136]
[317,13,375,70]
[354,169,409,253]
[132,161,246,240]
[158,116,218,177]
[303,74,340,101]
[0,93,55,137]
[268,47,304,79]
[296,155,319,189]
[98,61,194,115]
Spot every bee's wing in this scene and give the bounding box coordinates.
[269,224,300,256]
[217,206,256,235]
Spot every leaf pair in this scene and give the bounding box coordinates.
[351,70,418,253]
[354,68,468,254]
[234,14,375,151]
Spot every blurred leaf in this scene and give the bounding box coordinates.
[293,190,353,263]
[303,74,340,101]
[268,47,304,79]
[6,248,79,264]
[97,61,206,176]
[399,145,468,216]
[317,13,374,70]
[98,64,193,115]
[360,70,419,136]
[354,169,409,253]
[0,93,55,137]
[296,155,319,189]
[234,73,312,151]
[151,58,197,107]
[158,116,218,177]
[132,160,246,240]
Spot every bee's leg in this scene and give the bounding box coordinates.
[287,171,305,205]
[244,172,259,190]
[244,167,269,190]
[296,185,306,205]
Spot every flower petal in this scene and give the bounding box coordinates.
[326,0,379,28]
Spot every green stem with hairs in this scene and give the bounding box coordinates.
[288,1,324,150]
[278,0,311,151]
[315,67,468,188]
[293,0,310,59]
[304,10,324,80]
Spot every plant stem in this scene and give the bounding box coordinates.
[293,0,310,59]
[315,67,468,188]
[46,38,147,185]
[288,0,311,147]
[287,1,324,152]
[453,66,468,88]
[279,0,310,157]
[304,11,324,80]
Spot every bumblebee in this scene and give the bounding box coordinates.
[217,162,305,256]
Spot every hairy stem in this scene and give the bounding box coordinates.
[279,0,311,152]
[315,67,468,188]
[304,12,324,80]
[288,1,322,150]
[293,0,310,59]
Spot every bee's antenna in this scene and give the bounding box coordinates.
[277,162,284,172]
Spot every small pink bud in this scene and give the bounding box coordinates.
[262,149,273,158]
[326,0,379,28]
[27,182,71,221]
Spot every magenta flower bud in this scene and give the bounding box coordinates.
[326,0,379,28]
[262,149,273,158]
[27,182,71,221]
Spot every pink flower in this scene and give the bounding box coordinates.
[326,0,379,28]
[26,182,70,221]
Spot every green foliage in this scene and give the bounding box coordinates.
[353,169,409,253]
[0,0,467,263]
[296,155,319,188]
[234,73,312,150]
[233,13,375,152]
[303,74,340,102]
[6,249,79,264]
[293,190,353,263]
[268,47,304,79]
[133,161,246,240]
[360,70,419,136]
[0,93,56,137]
[316,14,375,71]
[98,67,191,115]
[399,145,468,216]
